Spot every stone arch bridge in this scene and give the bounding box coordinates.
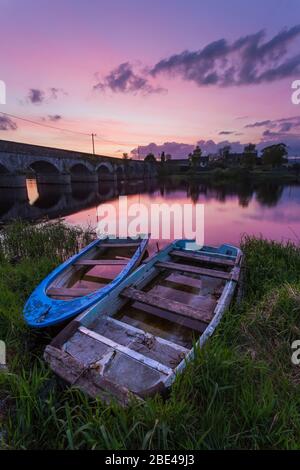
[0,139,157,188]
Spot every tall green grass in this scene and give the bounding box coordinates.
[0,219,93,263]
[1,223,300,449]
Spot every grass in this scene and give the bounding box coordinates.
[1,222,300,449]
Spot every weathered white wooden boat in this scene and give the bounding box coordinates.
[44,241,242,404]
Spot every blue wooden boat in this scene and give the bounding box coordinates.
[45,240,242,404]
[24,236,149,328]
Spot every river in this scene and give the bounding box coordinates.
[1,177,300,249]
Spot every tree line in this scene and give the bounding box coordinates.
[142,142,289,168]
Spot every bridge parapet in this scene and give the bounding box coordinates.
[0,139,158,188]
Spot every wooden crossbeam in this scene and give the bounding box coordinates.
[47,287,97,298]
[170,249,235,267]
[82,274,113,284]
[106,316,189,354]
[100,242,140,248]
[121,287,212,323]
[78,326,172,375]
[156,261,231,280]
[131,302,208,333]
[74,259,128,266]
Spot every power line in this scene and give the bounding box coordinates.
[0,110,90,136]
[0,110,144,151]
[94,135,142,147]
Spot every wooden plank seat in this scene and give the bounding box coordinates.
[121,287,212,324]
[83,317,187,369]
[78,326,173,375]
[47,287,97,298]
[82,274,113,284]
[105,316,189,354]
[100,242,141,248]
[131,301,209,333]
[170,249,235,267]
[74,259,128,266]
[156,261,231,280]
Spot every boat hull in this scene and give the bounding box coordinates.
[24,236,149,328]
[44,240,242,404]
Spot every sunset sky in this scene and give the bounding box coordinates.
[1,0,300,158]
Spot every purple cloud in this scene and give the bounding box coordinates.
[94,62,166,95]
[246,116,300,133]
[260,133,300,156]
[27,87,66,104]
[197,139,245,154]
[49,87,67,99]
[0,115,17,131]
[28,88,45,104]
[244,115,300,155]
[47,114,62,122]
[131,142,194,158]
[150,26,300,87]
[131,132,300,160]
[95,26,300,94]
[245,120,273,128]
[131,139,245,159]
[262,129,282,138]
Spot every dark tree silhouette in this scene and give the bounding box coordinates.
[262,143,288,168]
[144,153,157,162]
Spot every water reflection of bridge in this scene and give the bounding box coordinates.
[0,177,295,223]
[0,179,159,222]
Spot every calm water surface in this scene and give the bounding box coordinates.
[1,178,300,250]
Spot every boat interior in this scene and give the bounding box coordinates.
[45,247,240,401]
[47,239,145,300]
[87,249,234,351]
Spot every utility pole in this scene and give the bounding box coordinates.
[91,133,96,155]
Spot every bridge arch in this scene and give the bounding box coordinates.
[28,160,60,175]
[97,162,114,181]
[26,160,70,185]
[69,163,97,183]
[115,165,125,180]
[70,163,91,174]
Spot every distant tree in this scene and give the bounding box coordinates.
[262,143,288,168]
[189,145,202,169]
[144,153,157,163]
[243,143,257,167]
[122,152,129,160]
[219,145,231,159]
[244,143,257,154]
[166,154,172,161]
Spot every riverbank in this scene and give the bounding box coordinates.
[1,221,300,449]
[164,167,300,184]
